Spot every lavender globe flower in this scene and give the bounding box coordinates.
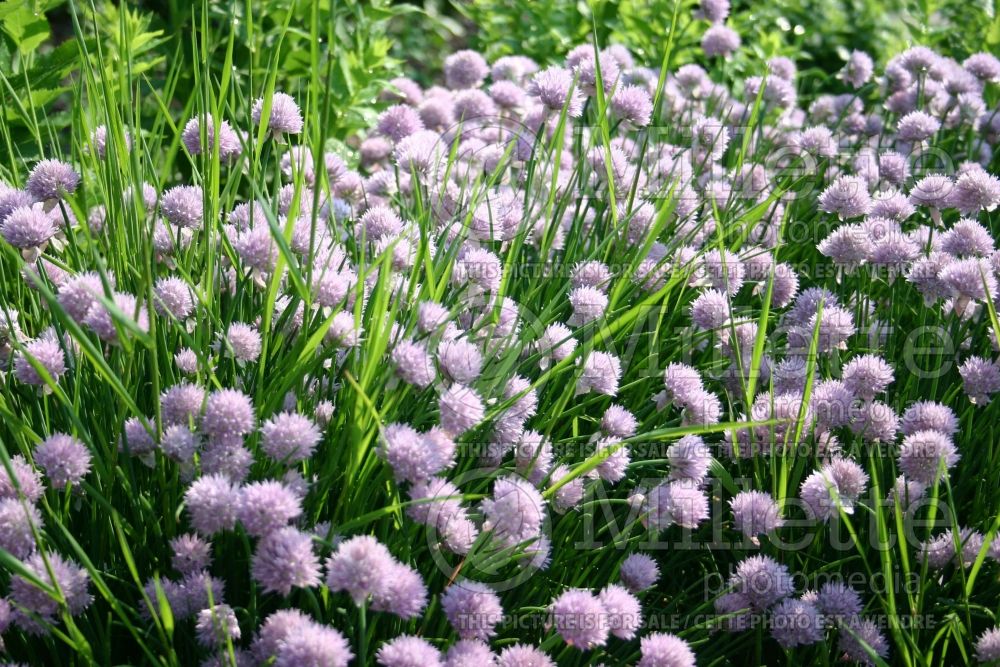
[237,480,302,537]
[1,205,56,257]
[690,289,730,330]
[439,384,485,436]
[819,175,872,219]
[0,454,43,503]
[0,187,34,222]
[637,632,696,667]
[201,389,255,439]
[528,67,584,117]
[898,430,959,484]
[909,174,953,210]
[599,584,642,639]
[697,0,730,22]
[121,417,156,457]
[161,185,204,228]
[838,617,889,666]
[842,354,894,401]
[444,639,495,667]
[153,276,195,320]
[325,534,394,604]
[619,553,659,592]
[368,560,428,619]
[482,475,546,546]
[170,533,211,575]
[179,570,225,618]
[160,382,205,427]
[0,498,42,558]
[646,481,710,530]
[897,110,941,142]
[184,473,239,536]
[252,92,304,136]
[769,597,824,648]
[948,169,1000,215]
[666,435,712,485]
[26,159,79,204]
[11,551,91,624]
[577,351,622,396]
[159,425,197,464]
[273,622,353,667]
[815,581,862,619]
[441,580,503,640]
[376,635,443,667]
[959,356,1000,404]
[702,25,741,57]
[34,433,90,490]
[195,604,240,647]
[223,322,262,362]
[251,609,310,662]
[437,339,483,384]
[976,627,1000,663]
[601,404,638,438]
[181,114,242,160]
[610,85,653,127]
[252,526,321,596]
[730,490,783,538]
[444,49,488,90]
[549,588,609,650]
[391,340,436,388]
[900,400,958,437]
[377,105,424,143]
[730,554,794,611]
[13,336,65,386]
[841,50,874,88]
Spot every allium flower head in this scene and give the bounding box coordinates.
[34,433,90,490]
[0,498,42,558]
[13,335,66,386]
[941,218,994,257]
[223,322,262,362]
[849,400,899,443]
[819,175,872,219]
[121,417,156,457]
[808,304,856,352]
[153,276,195,320]
[170,533,211,575]
[10,551,91,620]
[325,535,394,604]
[26,159,80,203]
[599,584,642,639]
[619,552,659,592]
[646,481,710,530]
[0,454,43,503]
[370,561,427,619]
[377,105,424,143]
[838,617,889,666]
[437,339,483,384]
[577,351,622,396]
[909,174,953,209]
[730,490,783,538]
[252,527,322,596]
[976,627,1000,663]
[697,0,730,22]
[237,480,302,537]
[815,581,862,619]
[252,92,304,135]
[841,50,874,88]
[637,632,696,667]
[376,635,442,667]
[568,286,608,325]
[900,400,958,437]
[1,205,56,252]
[161,185,204,228]
[184,474,239,535]
[444,50,489,89]
[770,597,824,648]
[842,354,894,401]
[897,110,941,142]
[528,67,584,117]
[730,554,794,611]
[690,289,730,329]
[898,430,959,484]
[536,323,577,368]
[482,475,546,546]
[182,114,242,160]
[959,355,1000,404]
[160,382,205,427]
[201,389,255,439]
[195,604,240,647]
[439,385,485,436]
[701,25,741,57]
[601,404,638,438]
[948,169,1000,215]
[441,580,503,640]
[610,85,653,127]
[444,639,495,667]
[666,435,711,485]
[549,588,609,650]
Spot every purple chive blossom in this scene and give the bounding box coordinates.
[437,339,483,384]
[13,335,65,386]
[897,110,940,142]
[34,433,90,490]
[251,609,310,662]
[201,389,255,439]
[819,175,872,219]
[224,322,262,362]
[941,218,994,257]
[909,174,953,209]
[179,570,225,617]
[0,498,42,558]
[379,423,437,483]
[976,627,1000,663]
[161,185,204,228]
[160,382,205,427]
[599,584,642,639]
[959,356,1000,404]
[568,286,609,325]
[325,535,394,604]
[370,561,428,619]
[273,622,353,667]
[770,597,824,648]
[808,304,856,352]
[549,588,609,650]
[849,400,899,442]
[391,340,436,388]
[184,474,239,536]
[841,50,874,88]
[610,85,653,127]
[26,159,80,203]
[577,351,622,396]
[528,67,585,117]
[666,435,711,485]
[377,636,444,667]
[818,225,872,269]
[161,424,198,463]
[948,169,1000,215]
[900,401,958,437]
[898,430,959,484]
[842,354,894,401]
[646,481,710,530]
[153,276,195,320]
[690,289,730,330]
[536,322,577,368]
[252,526,321,596]
[816,581,862,619]
[637,632,696,667]
[252,92,304,136]
[121,417,156,457]
[730,490,783,538]
[697,0,730,22]
[439,385,485,436]
[730,555,794,611]
[482,475,546,546]
[619,553,659,592]
[701,25,741,57]
[601,404,638,438]
[377,105,425,143]
[1,205,56,255]
[10,551,91,622]
[359,204,404,240]
[444,639,495,666]
[181,114,242,160]
[0,187,35,222]
[195,604,240,647]
[444,50,488,90]
[800,469,841,521]
[441,580,503,640]
[0,454,43,503]
[237,480,302,537]
[170,533,211,575]
[838,617,889,666]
